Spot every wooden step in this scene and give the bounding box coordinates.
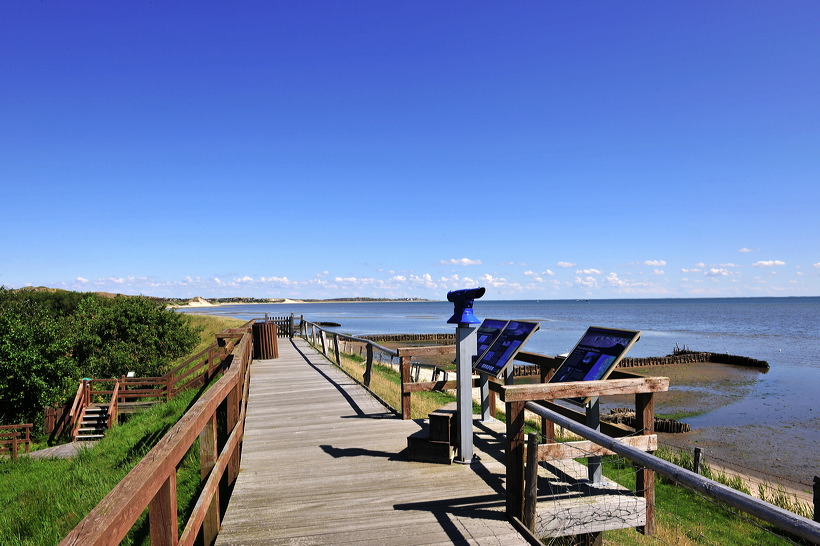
[76,434,105,441]
[406,429,454,464]
[428,402,458,444]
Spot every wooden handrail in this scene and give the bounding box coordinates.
[68,380,90,441]
[60,327,253,546]
[108,381,120,429]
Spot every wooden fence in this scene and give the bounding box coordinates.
[0,423,32,459]
[46,327,247,441]
[60,324,254,546]
[510,396,820,543]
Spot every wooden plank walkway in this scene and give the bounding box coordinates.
[216,337,530,545]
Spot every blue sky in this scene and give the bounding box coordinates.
[2,2,818,300]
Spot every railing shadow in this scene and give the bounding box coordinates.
[319,444,407,461]
[289,338,398,420]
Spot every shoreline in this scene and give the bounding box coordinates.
[169,298,435,309]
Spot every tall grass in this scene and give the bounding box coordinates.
[0,388,200,546]
[1,315,240,545]
[170,314,245,368]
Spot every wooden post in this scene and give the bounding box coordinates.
[320,331,327,356]
[694,447,703,475]
[523,433,539,531]
[208,346,215,379]
[506,400,526,521]
[635,392,656,535]
[541,365,555,443]
[227,383,241,485]
[332,334,341,367]
[363,343,374,387]
[11,432,18,461]
[400,356,412,420]
[149,473,178,546]
[199,414,220,544]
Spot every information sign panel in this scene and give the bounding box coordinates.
[549,326,641,404]
[473,319,540,377]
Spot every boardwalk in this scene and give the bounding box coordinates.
[216,337,530,545]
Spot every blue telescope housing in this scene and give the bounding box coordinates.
[446,287,486,324]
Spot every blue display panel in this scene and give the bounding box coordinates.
[548,326,641,404]
[473,319,540,377]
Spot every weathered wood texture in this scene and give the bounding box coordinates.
[216,337,530,545]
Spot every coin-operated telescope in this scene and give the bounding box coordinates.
[446,287,486,325]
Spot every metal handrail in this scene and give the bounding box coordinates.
[523,401,820,544]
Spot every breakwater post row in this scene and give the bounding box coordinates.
[620,352,769,370]
[361,333,456,344]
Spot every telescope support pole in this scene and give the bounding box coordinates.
[456,323,477,463]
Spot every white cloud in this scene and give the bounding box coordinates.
[644,260,667,266]
[391,275,406,282]
[814,263,820,269]
[576,268,601,275]
[739,247,756,253]
[556,261,575,268]
[753,260,786,267]
[523,270,536,276]
[543,269,555,276]
[441,258,482,266]
[681,267,702,273]
[574,276,598,288]
[235,276,254,283]
[76,277,89,283]
[705,268,731,277]
[259,276,293,284]
[653,269,665,276]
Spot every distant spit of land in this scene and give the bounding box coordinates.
[168,296,432,308]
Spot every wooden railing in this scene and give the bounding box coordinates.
[303,321,400,386]
[60,325,254,546]
[509,392,820,544]
[0,423,32,459]
[68,380,91,441]
[49,327,246,441]
[303,321,462,418]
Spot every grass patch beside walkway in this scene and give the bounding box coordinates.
[0,388,200,546]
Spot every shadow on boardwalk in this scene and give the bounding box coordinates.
[215,337,529,545]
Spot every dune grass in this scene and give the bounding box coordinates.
[171,314,246,368]
[0,387,200,545]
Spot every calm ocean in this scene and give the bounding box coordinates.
[180,297,819,442]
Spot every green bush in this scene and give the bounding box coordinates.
[68,295,198,378]
[0,288,199,429]
[0,294,78,427]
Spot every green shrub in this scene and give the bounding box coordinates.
[68,295,198,378]
[0,288,199,429]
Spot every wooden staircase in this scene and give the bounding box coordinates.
[407,402,458,464]
[75,404,109,441]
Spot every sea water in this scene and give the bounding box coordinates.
[181,297,819,479]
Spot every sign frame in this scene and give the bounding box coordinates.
[472,319,540,378]
[548,325,642,405]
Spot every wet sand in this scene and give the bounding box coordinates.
[604,363,814,501]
